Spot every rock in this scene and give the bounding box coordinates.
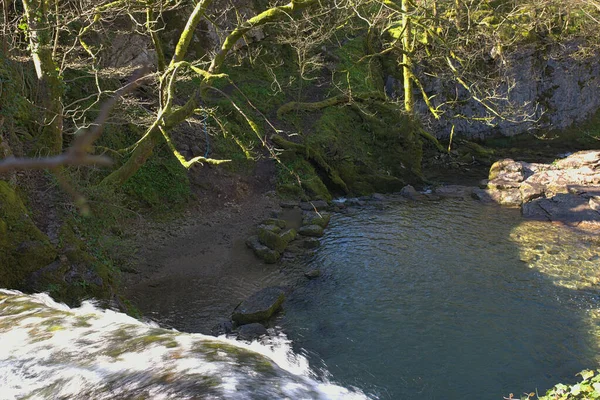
[489,159,525,181]
[303,212,331,228]
[258,224,282,234]
[590,196,600,212]
[485,152,600,231]
[262,218,286,229]
[536,194,600,224]
[303,237,321,249]
[519,181,545,203]
[211,319,234,336]
[521,200,550,221]
[299,200,329,211]
[246,236,281,263]
[346,198,366,206]
[371,193,386,201]
[298,224,324,237]
[471,188,494,202]
[280,201,299,209]
[554,150,600,170]
[434,185,474,198]
[304,269,321,279]
[237,323,268,341]
[400,185,422,200]
[232,287,285,325]
[279,228,297,243]
[258,229,287,252]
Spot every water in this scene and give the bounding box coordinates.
[0,290,366,399]
[280,197,600,399]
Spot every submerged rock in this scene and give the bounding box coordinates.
[303,237,321,249]
[304,269,321,279]
[211,319,234,336]
[232,287,286,325]
[237,323,268,341]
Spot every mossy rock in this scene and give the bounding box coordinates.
[258,229,287,253]
[0,181,57,287]
[279,228,297,243]
[262,218,286,229]
[246,236,281,264]
[303,212,331,228]
[258,224,282,235]
[298,224,325,237]
[232,287,286,325]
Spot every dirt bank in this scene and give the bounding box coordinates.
[122,161,296,334]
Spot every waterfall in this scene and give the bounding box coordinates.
[0,289,367,400]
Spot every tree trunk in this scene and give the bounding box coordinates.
[401,0,414,115]
[22,0,63,155]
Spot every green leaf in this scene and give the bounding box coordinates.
[592,382,600,395]
[579,370,595,380]
[554,383,568,393]
[570,383,582,396]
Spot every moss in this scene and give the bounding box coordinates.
[122,148,191,210]
[0,181,57,288]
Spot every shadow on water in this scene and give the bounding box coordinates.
[279,197,600,399]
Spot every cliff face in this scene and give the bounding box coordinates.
[386,40,600,139]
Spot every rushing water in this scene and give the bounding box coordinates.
[0,290,366,399]
[280,196,600,399]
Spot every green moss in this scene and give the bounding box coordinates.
[0,181,57,288]
[122,149,191,210]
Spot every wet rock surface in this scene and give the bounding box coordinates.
[232,286,286,325]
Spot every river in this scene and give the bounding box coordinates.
[2,196,599,399]
[279,196,600,399]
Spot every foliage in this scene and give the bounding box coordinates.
[510,369,600,400]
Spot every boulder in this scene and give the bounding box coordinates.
[237,323,268,341]
[298,224,324,237]
[486,151,600,231]
[400,185,419,200]
[258,229,287,252]
[232,287,286,325]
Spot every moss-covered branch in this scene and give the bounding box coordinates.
[277,91,385,118]
[209,0,318,73]
[271,134,349,193]
[169,0,214,67]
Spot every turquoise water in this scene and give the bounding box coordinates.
[280,198,600,399]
